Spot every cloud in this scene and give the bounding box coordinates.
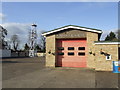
[1,22,45,49]
[0,13,6,21]
[100,30,109,40]
[1,23,31,49]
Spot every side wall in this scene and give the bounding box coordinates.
[46,35,56,67]
[86,32,98,68]
[95,44,118,71]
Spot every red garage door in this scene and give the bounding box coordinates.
[56,39,87,67]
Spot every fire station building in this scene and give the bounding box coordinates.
[42,25,120,71]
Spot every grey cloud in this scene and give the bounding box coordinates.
[1,23,45,49]
[1,23,31,49]
[0,13,6,22]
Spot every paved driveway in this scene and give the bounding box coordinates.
[2,57,119,88]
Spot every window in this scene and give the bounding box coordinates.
[78,47,85,50]
[68,52,74,55]
[68,47,74,50]
[58,52,64,55]
[78,52,85,56]
[106,54,111,60]
[58,47,64,50]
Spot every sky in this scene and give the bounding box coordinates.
[1,2,118,49]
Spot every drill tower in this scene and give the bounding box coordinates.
[29,24,37,57]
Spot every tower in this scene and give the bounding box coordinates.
[29,24,37,57]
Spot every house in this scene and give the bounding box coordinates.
[42,25,119,71]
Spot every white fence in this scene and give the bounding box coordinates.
[0,50,45,57]
[0,49,11,57]
[37,53,46,57]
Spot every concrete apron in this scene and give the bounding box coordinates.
[3,67,118,88]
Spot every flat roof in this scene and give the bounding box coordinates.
[94,41,120,45]
[42,25,102,36]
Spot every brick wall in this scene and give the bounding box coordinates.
[86,32,98,68]
[46,34,56,67]
[95,44,118,71]
[45,29,119,71]
[45,29,99,68]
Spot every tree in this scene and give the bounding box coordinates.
[24,43,29,51]
[105,31,117,41]
[35,44,41,51]
[40,35,46,52]
[0,25,8,49]
[105,35,109,41]
[11,34,20,51]
[115,29,120,41]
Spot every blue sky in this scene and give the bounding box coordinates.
[1,2,118,49]
[2,2,118,30]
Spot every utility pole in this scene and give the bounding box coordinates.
[29,24,37,57]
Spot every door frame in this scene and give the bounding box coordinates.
[55,38,87,67]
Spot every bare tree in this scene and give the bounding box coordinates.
[11,34,20,51]
[41,35,46,52]
[39,33,46,52]
[0,25,8,49]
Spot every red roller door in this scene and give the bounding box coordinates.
[56,39,87,67]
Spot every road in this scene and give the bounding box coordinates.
[2,57,119,88]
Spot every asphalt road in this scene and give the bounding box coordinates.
[2,57,119,88]
[2,57,45,81]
